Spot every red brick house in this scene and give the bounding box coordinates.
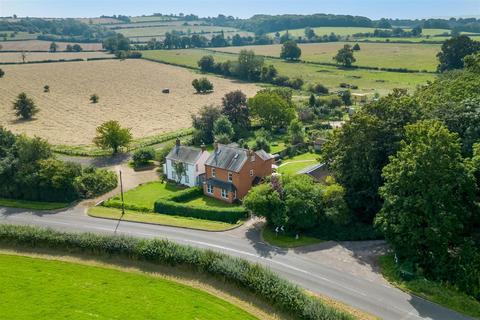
[203,143,274,203]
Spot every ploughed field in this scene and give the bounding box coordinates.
[215,42,441,72]
[0,59,260,145]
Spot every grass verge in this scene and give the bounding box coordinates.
[89,206,242,231]
[0,198,69,210]
[0,253,257,320]
[262,227,323,248]
[379,254,480,319]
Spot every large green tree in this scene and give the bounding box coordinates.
[376,120,479,297]
[437,35,480,72]
[333,44,356,67]
[280,40,302,61]
[322,90,422,223]
[93,120,132,154]
[236,50,264,81]
[13,93,39,120]
[221,90,250,135]
[191,105,222,144]
[248,92,296,131]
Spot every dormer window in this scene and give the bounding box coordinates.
[212,168,216,178]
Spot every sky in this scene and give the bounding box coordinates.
[1,0,479,20]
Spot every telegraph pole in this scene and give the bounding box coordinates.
[120,170,125,215]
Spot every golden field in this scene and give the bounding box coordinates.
[0,59,260,145]
[0,51,113,63]
[0,40,104,52]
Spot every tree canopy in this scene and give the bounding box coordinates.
[280,40,302,60]
[93,120,132,154]
[248,92,296,131]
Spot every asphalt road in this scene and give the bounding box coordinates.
[0,205,473,320]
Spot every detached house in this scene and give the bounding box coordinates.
[163,139,210,187]
[203,143,274,203]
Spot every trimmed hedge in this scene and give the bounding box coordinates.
[154,188,247,224]
[0,224,352,320]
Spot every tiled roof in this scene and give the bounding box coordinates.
[205,144,248,172]
[255,149,273,161]
[166,146,203,164]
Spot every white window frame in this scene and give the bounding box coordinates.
[221,189,228,199]
[212,168,216,178]
[250,169,254,177]
[228,172,233,182]
[207,184,213,194]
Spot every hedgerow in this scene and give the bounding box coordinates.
[154,188,247,223]
[0,224,352,320]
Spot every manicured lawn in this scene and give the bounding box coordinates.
[379,254,480,319]
[88,206,242,231]
[277,152,320,175]
[262,227,323,248]
[183,195,237,209]
[105,181,183,211]
[0,198,69,210]
[0,254,256,320]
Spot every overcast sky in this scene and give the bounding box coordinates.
[1,0,479,19]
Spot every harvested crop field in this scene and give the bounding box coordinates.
[0,40,104,52]
[0,59,260,145]
[0,51,113,63]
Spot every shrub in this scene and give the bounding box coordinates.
[155,141,175,164]
[192,78,214,93]
[309,83,329,95]
[154,188,247,223]
[132,147,155,167]
[0,224,353,320]
[13,92,38,120]
[286,77,304,90]
[43,85,50,93]
[128,51,142,59]
[90,94,99,103]
[74,167,118,198]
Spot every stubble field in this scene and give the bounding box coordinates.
[0,59,260,145]
[0,40,104,52]
[0,51,113,63]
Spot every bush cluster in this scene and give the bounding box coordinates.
[132,147,155,167]
[0,224,352,320]
[154,188,247,223]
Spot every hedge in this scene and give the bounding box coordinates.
[0,224,352,320]
[154,188,247,224]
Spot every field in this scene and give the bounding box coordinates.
[0,40,104,52]
[0,254,257,320]
[142,49,436,94]
[0,31,40,41]
[76,17,121,24]
[0,59,260,145]
[130,16,178,23]
[277,152,320,175]
[116,25,240,38]
[0,51,113,63]
[269,27,381,37]
[215,42,441,71]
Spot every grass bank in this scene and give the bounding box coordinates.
[262,227,323,248]
[0,224,353,320]
[0,253,257,320]
[0,198,69,210]
[379,254,480,319]
[89,206,242,231]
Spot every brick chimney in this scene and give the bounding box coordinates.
[175,138,180,154]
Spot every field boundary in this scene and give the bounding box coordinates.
[0,57,116,65]
[51,128,193,157]
[204,48,437,74]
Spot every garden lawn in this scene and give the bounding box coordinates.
[379,254,480,319]
[89,206,241,231]
[182,195,237,209]
[105,181,183,211]
[262,227,322,248]
[277,152,320,175]
[0,254,257,320]
[0,198,69,210]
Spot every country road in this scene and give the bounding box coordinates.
[0,204,472,320]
